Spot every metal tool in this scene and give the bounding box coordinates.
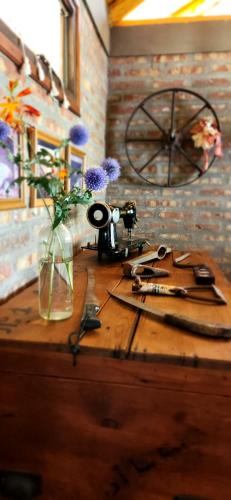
[132,280,227,305]
[125,264,169,279]
[68,268,101,364]
[173,253,216,285]
[108,290,231,339]
[173,253,191,267]
[122,245,171,277]
[193,265,215,285]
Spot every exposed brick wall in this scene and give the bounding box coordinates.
[0,0,108,299]
[106,52,231,281]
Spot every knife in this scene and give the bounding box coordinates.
[108,290,231,339]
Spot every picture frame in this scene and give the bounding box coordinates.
[65,144,86,192]
[0,131,26,210]
[28,129,62,208]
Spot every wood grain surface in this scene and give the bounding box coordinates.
[0,249,231,366]
[0,353,231,499]
[131,251,231,367]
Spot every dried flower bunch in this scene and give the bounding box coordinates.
[0,80,121,228]
[190,117,222,171]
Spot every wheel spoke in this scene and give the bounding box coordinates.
[138,144,165,174]
[141,105,167,136]
[167,147,173,187]
[175,145,203,173]
[170,90,176,133]
[179,104,208,133]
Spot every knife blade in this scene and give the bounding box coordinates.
[108,290,231,339]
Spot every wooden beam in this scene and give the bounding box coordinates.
[172,0,217,17]
[108,0,144,26]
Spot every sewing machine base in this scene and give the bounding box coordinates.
[82,237,146,260]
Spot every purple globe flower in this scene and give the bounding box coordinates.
[85,167,109,192]
[101,157,121,182]
[0,121,10,142]
[69,124,89,146]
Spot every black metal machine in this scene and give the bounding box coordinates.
[83,200,147,260]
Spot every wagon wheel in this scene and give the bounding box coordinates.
[125,88,220,187]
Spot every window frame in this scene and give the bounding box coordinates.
[0,0,80,116]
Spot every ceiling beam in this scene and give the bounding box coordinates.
[108,0,144,25]
[172,0,217,17]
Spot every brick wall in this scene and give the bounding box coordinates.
[0,0,108,299]
[106,52,231,280]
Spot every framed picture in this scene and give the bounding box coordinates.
[29,129,62,207]
[0,131,25,209]
[65,145,86,192]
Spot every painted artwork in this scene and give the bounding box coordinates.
[0,133,25,209]
[29,129,61,207]
[70,152,84,189]
[36,138,58,199]
[65,145,86,192]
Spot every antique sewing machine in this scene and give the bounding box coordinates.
[82,200,147,260]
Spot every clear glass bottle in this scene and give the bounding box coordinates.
[38,222,73,321]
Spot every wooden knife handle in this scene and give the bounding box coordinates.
[165,313,231,338]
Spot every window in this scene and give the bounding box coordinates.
[0,0,80,115]
[119,0,231,24]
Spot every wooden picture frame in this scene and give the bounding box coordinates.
[0,131,26,210]
[29,129,62,208]
[65,144,86,192]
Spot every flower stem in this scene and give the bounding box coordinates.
[47,240,55,320]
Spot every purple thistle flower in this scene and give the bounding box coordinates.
[85,167,109,192]
[69,124,89,146]
[101,157,121,182]
[0,121,10,142]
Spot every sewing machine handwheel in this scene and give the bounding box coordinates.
[125,87,220,187]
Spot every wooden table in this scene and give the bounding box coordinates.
[0,249,231,499]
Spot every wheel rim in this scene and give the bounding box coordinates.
[125,88,220,188]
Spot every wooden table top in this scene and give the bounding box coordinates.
[1,248,231,368]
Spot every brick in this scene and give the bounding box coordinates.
[212,64,231,72]
[153,80,187,89]
[108,68,122,77]
[110,80,149,91]
[168,66,203,76]
[124,68,160,78]
[194,78,230,87]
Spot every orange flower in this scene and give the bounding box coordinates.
[0,82,40,132]
[8,80,19,92]
[58,168,68,180]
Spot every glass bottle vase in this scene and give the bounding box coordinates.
[38,222,73,321]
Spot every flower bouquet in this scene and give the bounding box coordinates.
[0,80,121,320]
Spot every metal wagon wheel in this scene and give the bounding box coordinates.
[125,88,220,187]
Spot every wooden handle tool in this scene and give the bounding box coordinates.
[108,290,231,339]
